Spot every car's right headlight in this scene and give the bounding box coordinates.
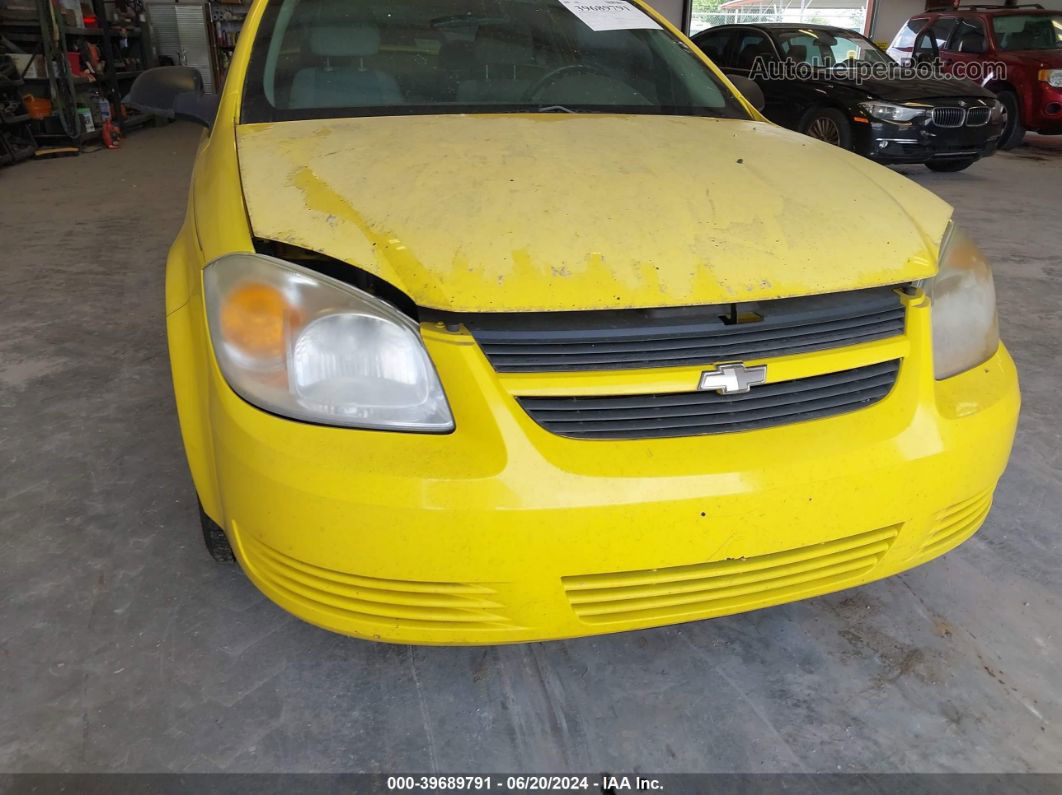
[1039,68,1062,88]
[203,253,454,432]
[860,100,927,123]
[925,224,1000,380]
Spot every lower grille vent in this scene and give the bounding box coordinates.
[518,360,899,440]
[921,490,993,558]
[243,535,513,629]
[563,525,900,624]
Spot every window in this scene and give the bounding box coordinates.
[732,30,775,71]
[693,28,735,66]
[913,25,939,61]
[891,19,925,50]
[777,28,889,66]
[928,17,958,48]
[992,13,1062,52]
[241,0,750,123]
[946,18,987,53]
[778,33,819,64]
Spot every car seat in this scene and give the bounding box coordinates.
[290,15,402,108]
[456,23,536,103]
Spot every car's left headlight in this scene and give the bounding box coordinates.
[203,253,454,432]
[989,99,1005,123]
[1039,69,1062,88]
[925,224,1000,380]
[860,100,926,123]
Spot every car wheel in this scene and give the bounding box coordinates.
[925,157,977,172]
[800,107,852,149]
[996,91,1026,150]
[199,500,236,563]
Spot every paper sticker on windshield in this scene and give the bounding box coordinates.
[558,0,662,32]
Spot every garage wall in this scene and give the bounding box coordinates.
[868,0,923,42]
[649,0,690,31]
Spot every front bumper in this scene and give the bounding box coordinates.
[855,117,1002,164]
[1028,82,1062,134]
[170,293,1020,644]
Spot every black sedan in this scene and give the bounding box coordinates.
[691,23,1005,171]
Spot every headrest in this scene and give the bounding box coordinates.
[309,24,380,58]
[1001,31,1034,50]
[786,44,807,62]
[737,41,772,68]
[956,31,984,52]
[473,23,534,65]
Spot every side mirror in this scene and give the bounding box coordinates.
[911,50,939,67]
[124,66,219,128]
[727,74,765,112]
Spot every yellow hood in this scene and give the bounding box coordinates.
[236,114,951,312]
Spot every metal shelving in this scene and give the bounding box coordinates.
[0,56,36,164]
[0,0,156,149]
[211,0,250,76]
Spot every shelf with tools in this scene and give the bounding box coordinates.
[2,20,140,36]
[0,0,157,157]
[210,0,249,75]
[0,53,35,163]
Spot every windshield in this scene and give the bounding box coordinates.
[241,0,748,122]
[992,13,1062,51]
[776,28,890,66]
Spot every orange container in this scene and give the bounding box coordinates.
[22,94,52,120]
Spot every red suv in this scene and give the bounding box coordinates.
[887,4,1062,148]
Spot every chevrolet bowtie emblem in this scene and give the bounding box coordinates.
[698,363,768,395]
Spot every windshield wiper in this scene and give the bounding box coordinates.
[536,105,579,113]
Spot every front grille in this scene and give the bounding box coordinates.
[563,525,900,624]
[919,489,993,558]
[966,107,991,127]
[242,534,514,630]
[517,360,899,440]
[931,107,966,127]
[464,286,905,373]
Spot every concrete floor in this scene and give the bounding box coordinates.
[1,123,1060,774]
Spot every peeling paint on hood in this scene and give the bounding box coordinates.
[236,114,952,312]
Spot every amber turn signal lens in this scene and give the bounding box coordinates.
[204,253,454,431]
[219,282,290,360]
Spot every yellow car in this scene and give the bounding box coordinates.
[131,0,1019,644]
